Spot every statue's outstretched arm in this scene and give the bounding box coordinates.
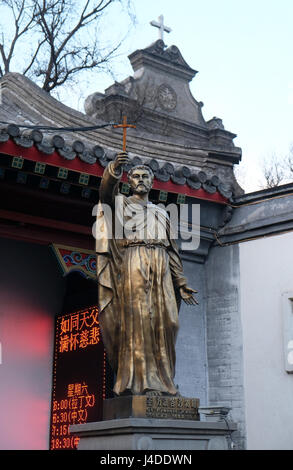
[168,238,198,306]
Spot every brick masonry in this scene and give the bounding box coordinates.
[205,244,246,449]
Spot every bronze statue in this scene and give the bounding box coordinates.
[96,152,197,397]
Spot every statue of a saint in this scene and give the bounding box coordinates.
[96,152,197,397]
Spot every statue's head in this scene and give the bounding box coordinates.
[127,165,154,195]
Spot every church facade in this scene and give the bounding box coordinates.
[0,37,292,450]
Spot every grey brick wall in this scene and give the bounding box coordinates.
[205,244,246,449]
[175,260,208,406]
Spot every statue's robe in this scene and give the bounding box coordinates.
[96,162,188,396]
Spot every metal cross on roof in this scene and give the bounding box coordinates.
[150,15,171,42]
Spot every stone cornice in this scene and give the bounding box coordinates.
[128,40,197,83]
[216,188,293,244]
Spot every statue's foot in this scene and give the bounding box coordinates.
[117,389,133,397]
[175,385,181,397]
[145,390,182,397]
[145,390,163,397]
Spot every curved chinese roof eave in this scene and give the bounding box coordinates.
[0,72,242,199]
[0,72,240,160]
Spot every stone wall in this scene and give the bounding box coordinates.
[205,244,246,449]
[175,260,208,405]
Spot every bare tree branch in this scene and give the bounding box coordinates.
[0,0,135,92]
[23,38,46,75]
[286,144,293,175]
[261,153,285,188]
[0,0,40,74]
[260,143,293,189]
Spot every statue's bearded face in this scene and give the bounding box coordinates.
[128,168,153,194]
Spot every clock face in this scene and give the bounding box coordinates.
[157,83,177,111]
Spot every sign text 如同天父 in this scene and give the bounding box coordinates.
[49,306,113,450]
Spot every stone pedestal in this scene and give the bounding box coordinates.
[70,418,237,450]
[70,398,236,450]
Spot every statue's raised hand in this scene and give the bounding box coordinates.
[113,152,129,172]
[179,286,198,305]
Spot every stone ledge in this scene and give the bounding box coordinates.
[70,417,236,435]
[70,418,237,450]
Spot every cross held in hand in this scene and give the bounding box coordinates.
[113,116,136,152]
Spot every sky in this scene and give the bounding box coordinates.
[3,0,293,192]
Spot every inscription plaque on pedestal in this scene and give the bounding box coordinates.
[103,395,200,421]
[146,396,199,420]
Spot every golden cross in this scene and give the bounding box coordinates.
[113,116,136,152]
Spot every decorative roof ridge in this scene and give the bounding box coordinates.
[0,72,100,129]
[128,40,197,80]
[145,40,196,71]
[234,182,293,204]
[0,73,241,168]
[0,124,234,202]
